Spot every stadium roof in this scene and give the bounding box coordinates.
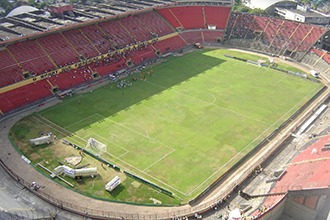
[260,134,330,205]
[0,0,234,44]
[6,5,39,17]
[245,0,296,10]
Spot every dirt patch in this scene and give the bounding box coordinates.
[149,198,162,204]
[131,181,141,188]
[64,156,82,166]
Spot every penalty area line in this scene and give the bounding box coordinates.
[64,114,103,130]
[34,116,186,196]
[145,80,271,126]
[83,132,130,156]
[95,113,175,152]
[142,148,175,172]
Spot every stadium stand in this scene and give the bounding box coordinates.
[79,25,115,55]
[180,31,203,44]
[153,35,186,54]
[7,41,56,75]
[301,48,330,74]
[1,2,330,220]
[180,30,225,44]
[96,20,134,48]
[62,28,100,58]
[0,80,52,113]
[156,7,182,29]
[203,6,231,30]
[117,15,152,42]
[0,49,23,88]
[164,6,205,29]
[48,68,91,91]
[157,6,231,31]
[135,11,174,37]
[311,48,330,65]
[250,135,330,219]
[0,5,326,115]
[202,30,225,43]
[37,33,80,66]
[225,12,327,59]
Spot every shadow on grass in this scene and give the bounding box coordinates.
[39,49,226,134]
[108,184,126,197]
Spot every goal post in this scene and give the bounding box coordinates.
[85,137,107,156]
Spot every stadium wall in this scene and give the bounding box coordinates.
[224,12,328,61]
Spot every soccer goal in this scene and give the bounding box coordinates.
[85,137,107,156]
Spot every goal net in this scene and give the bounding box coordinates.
[85,137,107,156]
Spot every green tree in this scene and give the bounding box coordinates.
[300,0,312,4]
[5,4,11,14]
[250,8,266,15]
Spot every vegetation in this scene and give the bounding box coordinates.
[10,49,322,204]
[233,0,266,14]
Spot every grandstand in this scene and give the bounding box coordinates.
[243,135,330,220]
[0,2,233,115]
[0,0,330,219]
[225,12,327,60]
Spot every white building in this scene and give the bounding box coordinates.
[275,6,330,25]
[243,0,297,14]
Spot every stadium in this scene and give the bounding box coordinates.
[0,0,329,219]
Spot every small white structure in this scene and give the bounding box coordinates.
[229,208,242,220]
[105,176,121,192]
[53,165,97,178]
[310,70,320,78]
[30,135,52,146]
[295,104,327,136]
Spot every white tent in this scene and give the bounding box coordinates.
[229,208,242,220]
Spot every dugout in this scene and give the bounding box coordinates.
[30,135,52,146]
[105,176,121,192]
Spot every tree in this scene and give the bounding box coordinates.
[300,0,312,5]
[250,8,267,15]
[233,1,250,12]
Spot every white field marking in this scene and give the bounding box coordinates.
[34,115,184,195]
[36,83,321,197]
[145,80,271,126]
[117,151,130,158]
[185,84,323,196]
[186,122,274,196]
[142,148,175,172]
[95,113,175,152]
[99,147,185,196]
[273,75,288,86]
[171,91,217,108]
[40,94,83,115]
[120,122,150,138]
[64,114,103,130]
[33,115,87,144]
[93,114,188,195]
[210,94,217,105]
[269,84,324,129]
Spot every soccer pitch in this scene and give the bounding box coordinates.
[38,49,322,199]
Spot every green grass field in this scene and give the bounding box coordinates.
[11,49,322,203]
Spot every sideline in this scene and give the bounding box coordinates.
[0,48,329,220]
